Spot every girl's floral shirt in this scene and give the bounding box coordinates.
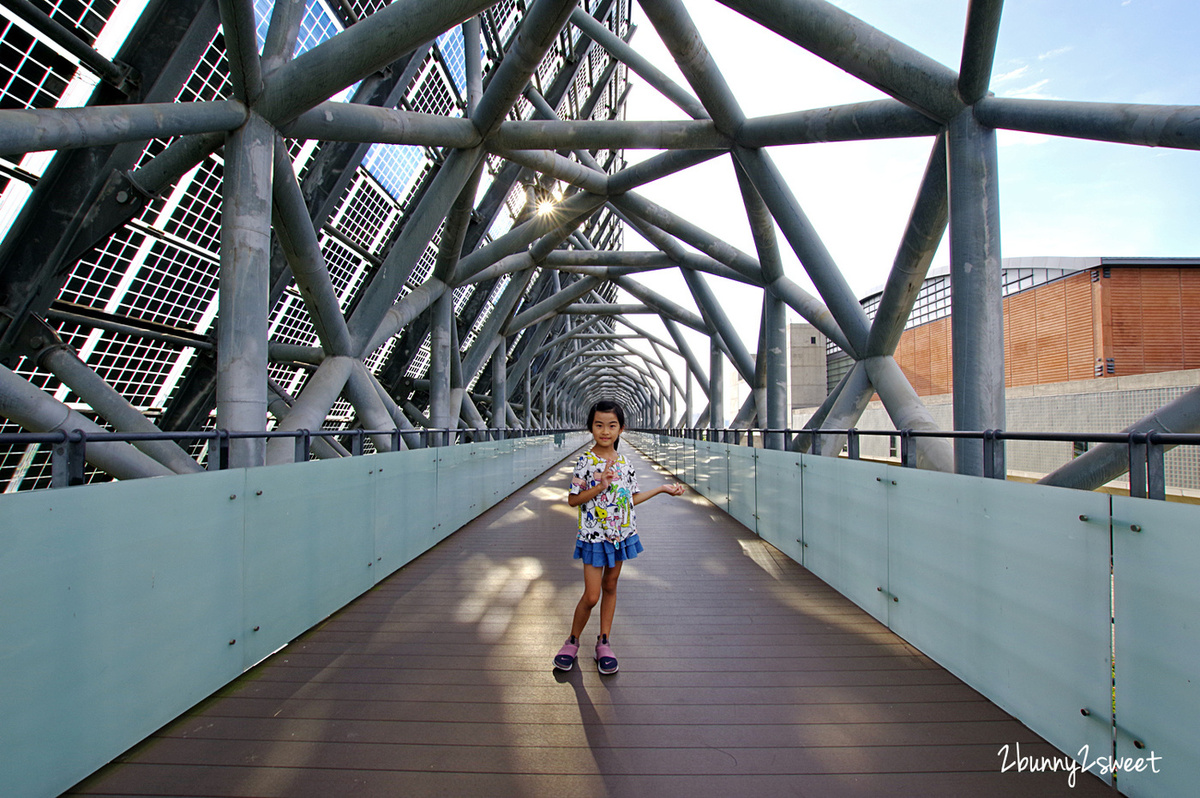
[570,450,639,543]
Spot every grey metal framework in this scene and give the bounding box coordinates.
[1,0,1198,492]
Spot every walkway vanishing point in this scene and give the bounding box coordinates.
[71,445,1113,797]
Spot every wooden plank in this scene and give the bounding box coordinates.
[69,447,1112,797]
[1034,280,1068,384]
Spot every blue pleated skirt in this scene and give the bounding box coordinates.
[573,534,643,567]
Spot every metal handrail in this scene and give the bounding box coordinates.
[634,426,1200,502]
[0,427,576,490]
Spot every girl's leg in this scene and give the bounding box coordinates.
[570,564,605,639]
[598,561,623,638]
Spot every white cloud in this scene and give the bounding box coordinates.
[1006,78,1056,100]
[993,64,1030,83]
[1037,45,1073,61]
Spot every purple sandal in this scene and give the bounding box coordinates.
[553,635,579,671]
[595,634,619,675]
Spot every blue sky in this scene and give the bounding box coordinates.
[619,0,1200,351]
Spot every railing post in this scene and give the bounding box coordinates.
[211,430,230,471]
[295,429,311,463]
[847,428,860,460]
[900,429,916,468]
[392,428,402,451]
[1128,432,1148,498]
[350,429,364,456]
[51,429,86,488]
[1146,431,1166,501]
[811,430,822,456]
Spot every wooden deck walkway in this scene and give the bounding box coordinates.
[71,445,1113,797]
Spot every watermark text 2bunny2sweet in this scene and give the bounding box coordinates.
[997,742,1162,788]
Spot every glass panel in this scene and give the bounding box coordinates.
[373,448,439,579]
[754,447,803,564]
[889,471,1113,780]
[1112,495,1199,798]
[0,469,245,798]
[726,445,756,530]
[799,454,891,623]
[243,457,377,665]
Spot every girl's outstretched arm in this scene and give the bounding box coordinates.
[631,483,685,505]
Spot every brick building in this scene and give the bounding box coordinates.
[821,257,1200,492]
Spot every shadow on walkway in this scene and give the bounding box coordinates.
[71,445,1114,797]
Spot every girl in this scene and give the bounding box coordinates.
[553,399,685,674]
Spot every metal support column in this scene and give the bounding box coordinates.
[429,291,454,443]
[765,292,788,450]
[947,109,1004,475]
[709,339,725,430]
[491,342,507,438]
[218,113,273,468]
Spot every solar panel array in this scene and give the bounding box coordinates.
[0,0,630,491]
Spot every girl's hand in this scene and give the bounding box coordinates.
[663,483,685,496]
[598,459,617,489]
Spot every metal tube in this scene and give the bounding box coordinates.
[265,356,355,465]
[947,110,1004,476]
[639,0,745,134]
[429,291,454,439]
[681,269,756,384]
[974,97,1200,151]
[38,344,203,475]
[958,0,1005,105]
[866,134,948,357]
[505,276,602,335]
[738,100,940,147]
[271,136,355,356]
[765,275,854,356]
[1039,384,1200,491]
[0,102,248,158]
[817,360,875,457]
[217,0,264,103]
[611,277,709,332]
[4,0,132,91]
[267,377,350,458]
[663,318,711,398]
[0,364,174,480]
[218,113,273,468]
[790,367,852,453]
[542,251,677,268]
[733,145,871,358]
[254,0,494,125]
[459,267,545,386]
[344,361,397,453]
[715,0,962,122]
[261,0,307,78]
[128,131,224,196]
[606,149,724,195]
[610,193,763,283]
[765,293,788,450]
[360,278,448,359]
[863,355,954,472]
[709,339,725,429]
[490,119,730,150]
[492,345,507,433]
[464,16,483,117]
[432,159,487,282]
[347,145,484,352]
[452,191,607,283]
[569,6,707,120]
[471,0,580,137]
[283,104,482,148]
[487,145,609,194]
